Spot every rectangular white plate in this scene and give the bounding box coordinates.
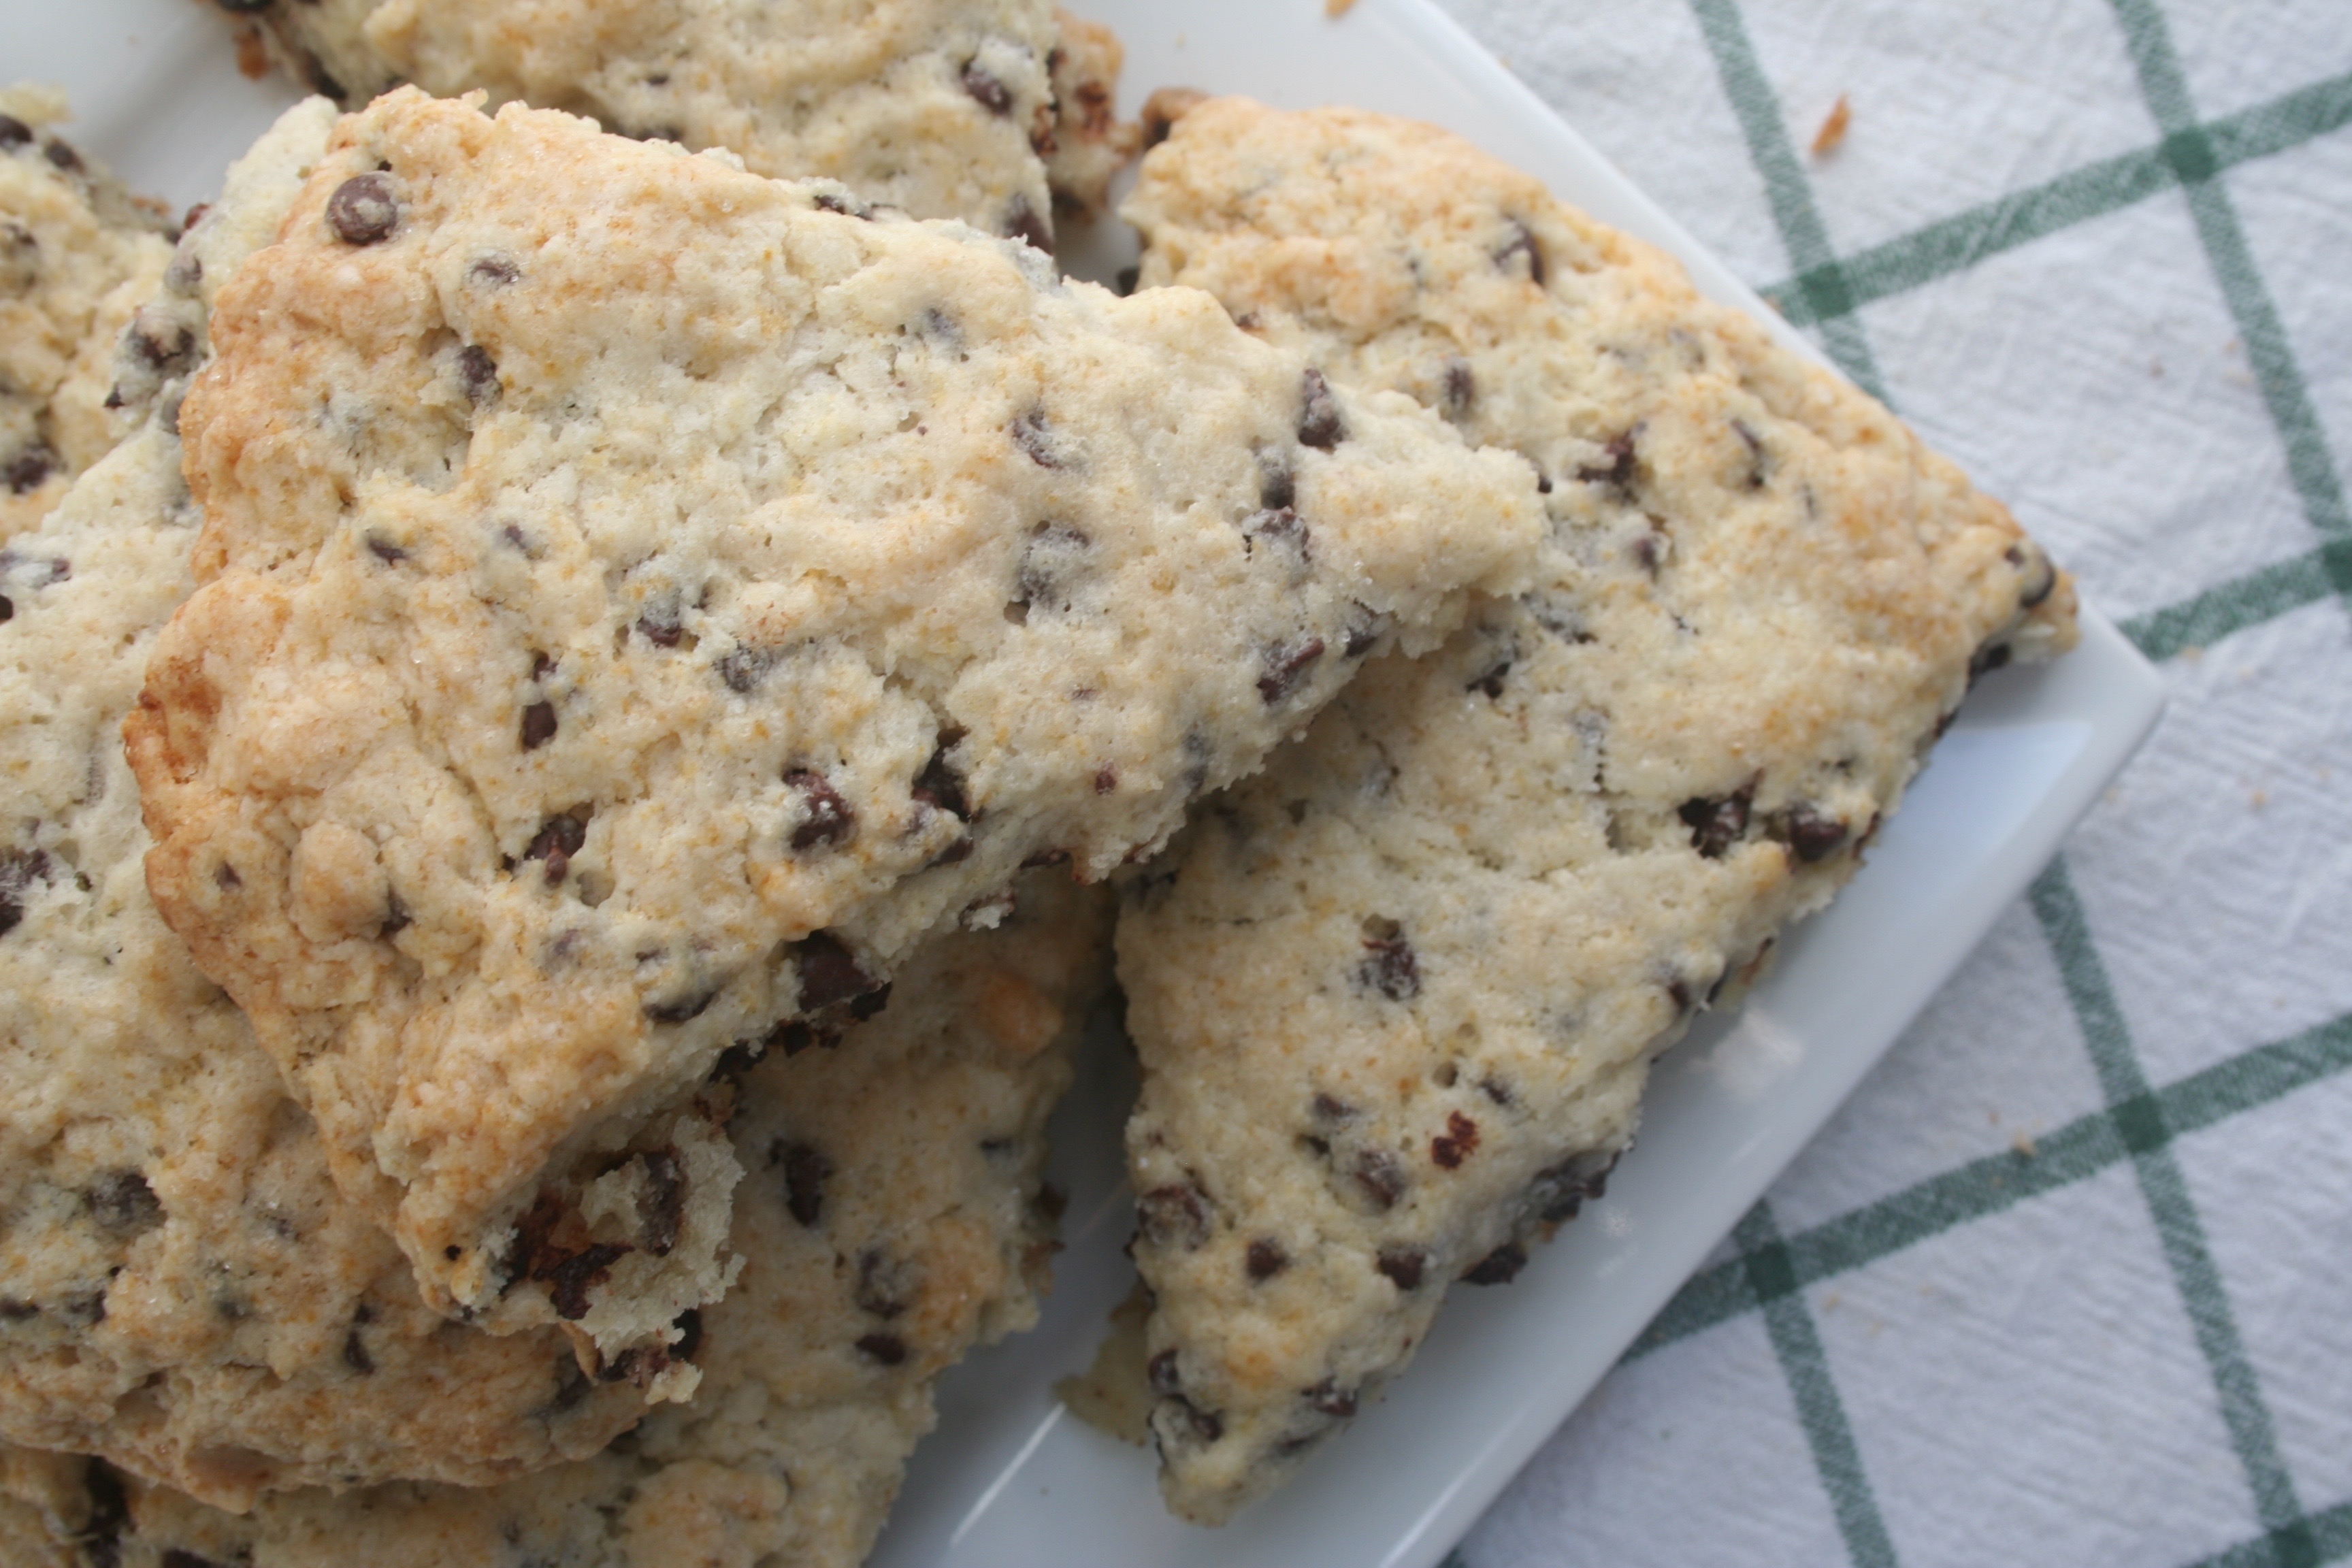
[10,2,2167,1565]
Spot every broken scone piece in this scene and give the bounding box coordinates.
[0,84,175,540]
[225,0,1137,242]
[0,101,651,1512]
[12,873,1112,1568]
[1113,99,2078,1522]
[126,90,1539,1352]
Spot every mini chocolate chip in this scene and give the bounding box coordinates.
[856,1332,907,1366]
[1777,803,1849,864]
[848,984,892,1023]
[1169,1396,1223,1443]
[1443,358,1476,417]
[1311,1092,1356,1122]
[1147,1348,1183,1396]
[1577,431,1637,491]
[638,1147,685,1256]
[2016,546,2059,609]
[1970,639,2014,685]
[1496,218,1546,285]
[1246,1239,1290,1281]
[1431,1111,1481,1169]
[327,173,399,245]
[1244,506,1311,564]
[0,116,29,150]
[644,985,721,1024]
[85,1171,164,1235]
[911,736,971,819]
[0,595,12,623]
[524,814,587,883]
[784,769,855,850]
[519,700,558,751]
[129,315,197,374]
[1011,410,1060,468]
[1354,1149,1407,1210]
[547,1355,591,1412]
[1013,521,1091,617]
[1356,919,1420,1002]
[83,1460,131,1565]
[344,1325,374,1375]
[716,646,778,692]
[365,533,407,565]
[672,1307,704,1361]
[1297,368,1345,450]
[469,256,519,287]
[1665,974,1699,1016]
[962,61,1013,115]
[1480,1075,1515,1106]
[1732,419,1769,489]
[1137,1182,1213,1251]
[379,890,411,940]
[1141,86,1208,148]
[1467,658,1510,699]
[793,930,881,1011]
[546,1243,630,1320]
[214,862,241,891]
[1375,1246,1426,1289]
[1341,603,1386,659]
[4,446,54,495]
[1257,635,1326,704]
[0,1299,35,1322]
[1679,787,1752,859]
[1461,1241,1528,1285]
[854,1247,921,1319]
[1004,192,1053,255]
[813,191,872,219]
[44,140,82,174]
[1094,765,1118,795]
[457,344,500,405]
[777,1140,830,1226]
[1305,1379,1358,1419]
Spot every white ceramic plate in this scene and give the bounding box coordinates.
[10,3,2166,1564]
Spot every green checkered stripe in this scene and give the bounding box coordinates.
[1443,1,2352,1564]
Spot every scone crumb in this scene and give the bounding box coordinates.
[1811,93,1853,156]
[1056,1286,1154,1445]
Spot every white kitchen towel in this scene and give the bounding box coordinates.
[1430,2,2352,1565]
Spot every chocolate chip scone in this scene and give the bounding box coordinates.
[219,0,1138,244]
[0,100,657,1512]
[122,88,1539,1354]
[14,872,1113,1568]
[1112,99,2081,1522]
[0,86,176,541]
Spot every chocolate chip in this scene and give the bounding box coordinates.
[1460,1241,1527,1286]
[1665,973,1699,1016]
[911,734,971,819]
[855,1247,919,1318]
[1443,358,1476,417]
[1011,410,1061,468]
[813,191,872,220]
[856,1332,907,1366]
[1356,917,1419,1002]
[1168,1396,1223,1443]
[1528,1152,1616,1224]
[44,140,82,174]
[1113,264,1139,295]
[546,1243,630,1319]
[717,646,777,692]
[1147,1348,1183,1396]
[1431,1111,1480,1169]
[524,813,587,883]
[4,446,54,495]
[1246,1239,1290,1281]
[1679,787,1752,859]
[1137,1182,1212,1251]
[1776,803,1849,864]
[1257,635,1326,705]
[0,116,29,150]
[1467,658,1510,699]
[1012,521,1091,619]
[2015,545,2059,609]
[213,862,241,892]
[1376,1246,1426,1289]
[519,700,558,751]
[784,769,855,850]
[1970,639,2014,685]
[129,314,197,374]
[777,1140,830,1227]
[1354,1149,1407,1210]
[344,1325,374,1375]
[962,61,1014,115]
[1305,1379,1358,1419]
[457,344,500,406]
[85,1170,164,1235]
[1732,419,1769,489]
[671,1307,704,1361]
[1004,193,1053,255]
[365,533,407,565]
[1244,507,1311,564]
[468,256,519,287]
[1311,1092,1355,1122]
[0,1299,35,1322]
[644,985,721,1024]
[0,595,12,623]
[1141,86,1209,148]
[327,173,399,246]
[1577,431,1637,492]
[1094,765,1117,795]
[1297,368,1345,450]
[82,1460,131,1567]
[1341,603,1386,658]
[638,1147,685,1256]
[1495,218,1546,285]
[792,929,882,1012]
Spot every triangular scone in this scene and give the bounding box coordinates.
[1113,99,2080,1522]
[122,89,1540,1352]
[12,872,1113,1568]
[0,85,174,541]
[0,101,652,1512]
[223,0,1137,242]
